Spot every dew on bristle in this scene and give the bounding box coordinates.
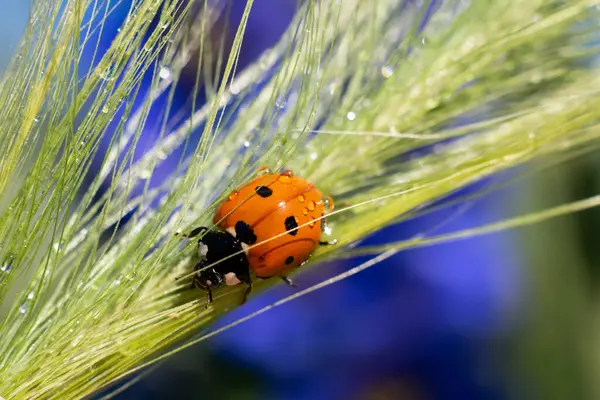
[159,66,172,80]
[381,65,393,78]
[230,82,241,94]
[347,111,356,121]
[275,98,287,109]
[19,304,27,314]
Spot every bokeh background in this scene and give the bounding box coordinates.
[3,1,598,399]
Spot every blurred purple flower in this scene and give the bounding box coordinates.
[74,1,522,399]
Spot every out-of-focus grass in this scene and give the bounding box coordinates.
[0,0,600,398]
[508,154,600,399]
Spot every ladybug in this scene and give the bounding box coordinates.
[177,168,335,305]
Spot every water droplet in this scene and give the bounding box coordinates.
[279,175,292,184]
[257,166,271,175]
[19,304,26,314]
[27,292,34,300]
[302,207,309,216]
[298,195,305,203]
[102,106,109,114]
[309,218,316,228]
[346,111,356,121]
[310,153,318,160]
[230,83,241,94]
[33,117,40,123]
[308,200,316,211]
[229,191,239,200]
[381,66,393,78]
[324,226,333,236]
[0,262,10,272]
[243,140,250,147]
[159,66,171,80]
[117,28,121,32]
[275,98,287,109]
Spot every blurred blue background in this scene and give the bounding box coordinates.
[0,1,540,399]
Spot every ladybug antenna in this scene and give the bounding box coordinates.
[175,226,208,239]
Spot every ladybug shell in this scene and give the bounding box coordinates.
[213,172,324,278]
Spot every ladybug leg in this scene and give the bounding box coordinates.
[281,276,298,288]
[240,281,253,305]
[205,287,214,308]
[320,209,337,246]
[191,260,215,309]
[319,239,338,246]
[175,226,208,239]
[192,272,212,308]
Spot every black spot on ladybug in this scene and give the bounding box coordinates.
[235,221,257,244]
[285,256,294,265]
[284,216,298,236]
[255,186,273,198]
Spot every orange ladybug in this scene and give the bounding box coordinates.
[177,168,335,304]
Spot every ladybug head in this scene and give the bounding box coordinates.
[195,228,251,287]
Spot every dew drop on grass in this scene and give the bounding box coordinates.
[347,111,356,121]
[1,262,11,273]
[275,98,287,109]
[19,304,26,314]
[381,66,393,78]
[159,66,171,80]
[230,83,241,94]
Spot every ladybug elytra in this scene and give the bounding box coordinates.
[178,168,335,305]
